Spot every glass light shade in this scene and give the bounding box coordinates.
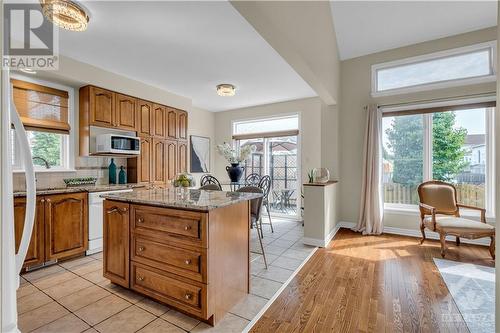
[40,0,89,32]
[312,168,330,183]
[216,84,236,97]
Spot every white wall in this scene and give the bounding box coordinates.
[187,106,216,185]
[339,27,497,229]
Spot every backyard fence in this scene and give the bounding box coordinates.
[383,182,485,208]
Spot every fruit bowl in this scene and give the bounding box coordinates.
[173,173,195,188]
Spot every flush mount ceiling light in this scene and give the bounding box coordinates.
[40,0,89,32]
[216,84,236,97]
[19,68,37,75]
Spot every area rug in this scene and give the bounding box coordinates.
[433,258,495,333]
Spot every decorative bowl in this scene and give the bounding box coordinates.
[312,168,330,183]
[173,173,195,188]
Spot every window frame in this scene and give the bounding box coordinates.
[371,41,497,97]
[11,74,75,173]
[382,103,496,219]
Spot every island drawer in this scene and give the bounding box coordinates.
[131,205,207,248]
[131,262,209,319]
[131,234,206,283]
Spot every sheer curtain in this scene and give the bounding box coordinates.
[354,104,384,235]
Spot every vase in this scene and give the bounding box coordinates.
[118,166,126,184]
[226,163,244,182]
[108,158,116,184]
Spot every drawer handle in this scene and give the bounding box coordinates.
[184,293,192,300]
[184,225,191,231]
[184,259,191,265]
[138,246,145,252]
[137,218,144,223]
[137,276,145,281]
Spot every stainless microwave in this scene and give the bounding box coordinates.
[95,134,140,155]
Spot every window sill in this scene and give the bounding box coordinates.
[13,168,77,174]
[384,206,495,223]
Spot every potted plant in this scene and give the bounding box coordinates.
[216,142,256,182]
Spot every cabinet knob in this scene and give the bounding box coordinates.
[184,259,191,265]
[138,246,145,252]
[137,276,144,281]
[121,207,128,213]
[40,198,45,203]
[184,225,191,231]
[137,218,144,223]
[184,293,192,300]
[46,198,51,202]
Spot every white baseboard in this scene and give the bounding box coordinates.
[303,225,341,247]
[336,221,491,246]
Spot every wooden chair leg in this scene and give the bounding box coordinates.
[456,237,460,246]
[489,236,495,260]
[439,232,446,258]
[420,224,426,244]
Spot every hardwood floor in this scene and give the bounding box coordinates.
[250,228,494,333]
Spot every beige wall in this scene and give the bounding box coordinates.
[187,106,216,185]
[339,27,497,228]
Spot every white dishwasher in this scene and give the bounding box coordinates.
[87,189,133,255]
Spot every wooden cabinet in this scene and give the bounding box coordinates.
[153,139,167,184]
[167,108,177,139]
[14,197,45,268]
[177,141,188,174]
[103,200,130,288]
[128,136,153,184]
[138,100,153,136]
[153,104,167,139]
[165,140,177,182]
[88,86,115,128]
[45,192,88,261]
[14,192,88,269]
[177,110,188,140]
[115,93,137,131]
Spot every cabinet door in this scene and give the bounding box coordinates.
[45,192,88,260]
[14,197,45,268]
[177,140,188,174]
[165,140,177,182]
[166,108,177,139]
[103,200,130,288]
[137,100,153,136]
[115,93,137,131]
[89,86,115,127]
[153,104,167,138]
[177,110,188,140]
[152,138,166,184]
[138,136,153,183]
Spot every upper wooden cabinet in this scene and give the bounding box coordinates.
[177,140,188,174]
[138,100,153,136]
[177,110,188,140]
[153,138,167,184]
[166,108,177,139]
[165,140,177,182]
[88,86,114,127]
[153,104,167,139]
[115,93,137,131]
[14,197,45,269]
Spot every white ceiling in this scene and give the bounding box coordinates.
[330,1,498,60]
[57,1,316,112]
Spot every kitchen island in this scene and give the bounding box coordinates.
[101,188,261,326]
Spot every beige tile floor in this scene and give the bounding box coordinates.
[17,218,315,333]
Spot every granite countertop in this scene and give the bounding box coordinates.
[101,188,263,212]
[13,183,146,197]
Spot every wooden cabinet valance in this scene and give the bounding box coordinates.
[12,79,70,134]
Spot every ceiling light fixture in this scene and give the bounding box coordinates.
[40,0,89,32]
[216,84,236,97]
[19,68,37,75]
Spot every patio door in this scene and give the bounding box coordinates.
[236,134,300,218]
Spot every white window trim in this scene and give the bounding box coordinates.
[371,41,497,97]
[11,74,76,173]
[382,102,496,219]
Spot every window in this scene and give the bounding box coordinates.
[372,42,496,96]
[382,105,495,216]
[11,77,74,172]
[233,115,299,135]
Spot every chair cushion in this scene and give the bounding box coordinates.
[424,216,494,233]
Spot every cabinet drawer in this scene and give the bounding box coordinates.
[131,234,206,283]
[131,262,208,319]
[131,205,207,247]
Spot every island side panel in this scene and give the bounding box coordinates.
[103,200,130,288]
[208,200,250,325]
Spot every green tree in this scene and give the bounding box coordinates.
[31,132,61,167]
[432,112,468,181]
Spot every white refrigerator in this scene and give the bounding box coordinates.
[1,68,37,332]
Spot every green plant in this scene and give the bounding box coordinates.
[307,170,314,183]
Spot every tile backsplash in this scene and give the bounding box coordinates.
[13,156,129,191]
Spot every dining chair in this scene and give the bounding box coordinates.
[200,174,222,189]
[236,186,267,269]
[245,173,261,186]
[258,175,273,233]
[199,183,221,191]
